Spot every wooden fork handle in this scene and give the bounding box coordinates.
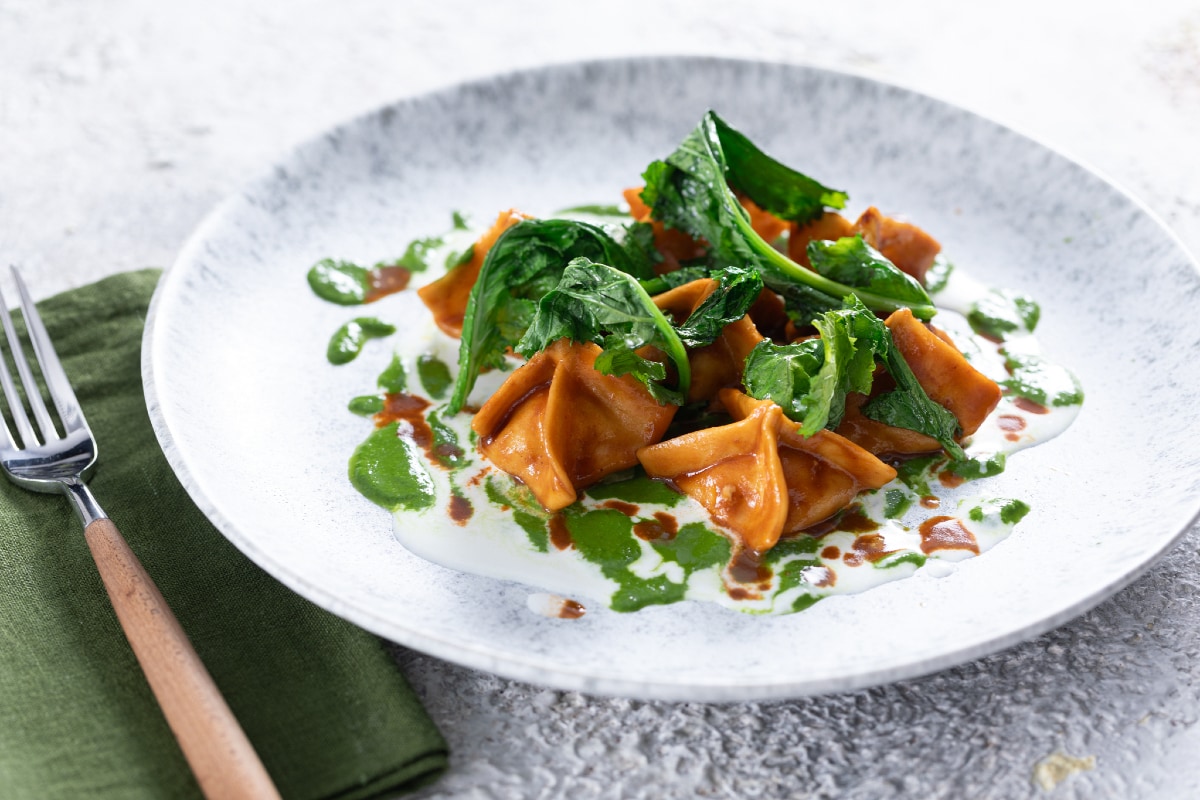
[85,518,281,800]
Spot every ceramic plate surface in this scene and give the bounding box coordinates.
[144,57,1200,701]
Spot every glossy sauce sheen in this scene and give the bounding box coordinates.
[549,515,573,550]
[938,470,966,489]
[365,265,414,303]
[448,494,473,525]
[376,393,431,435]
[375,392,469,468]
[729,549,772,584]
[602,500,640,516]
[558,599,587,619]
[919,516,980,555]
[849,533,896,564]
[1013,397,1050,415]
[633,512,679,541]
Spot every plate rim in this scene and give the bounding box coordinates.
[142,54,1200,701]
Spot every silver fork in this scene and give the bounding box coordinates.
[0,267,280,800]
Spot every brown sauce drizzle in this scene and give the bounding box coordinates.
[997,414,1026,431]
[802,565,836,588]
[558,599,586,619]
[938,470,965,489]
[998,414,1026,442]
[729,549,771,584]
[448,494,473,525]
[364,265,413,303]
[920,495,941,509]
[837,508,879,533]
[375,392,466,470]
[601,499,640,517]
[375,392,431,433]
[549,515,573,550]
[465,467,492,488]
[1013,397,1050,415]
[820,545,841,560]
[842,533,896,567]
[804,504,876,536]
[726,548,773,600]
[434,441,466,463]
[633,512,679,542]
[919,516,980,555]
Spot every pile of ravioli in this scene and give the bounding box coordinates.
[417,198,1000,555]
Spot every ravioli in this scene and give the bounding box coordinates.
[638,389,896,552]
[852,207,942,286]
[417,209,527,336]
[652,279,764,403]
[471,339,677,512]
[836,309,1002,456]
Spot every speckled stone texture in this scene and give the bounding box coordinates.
[5,1,1200,797]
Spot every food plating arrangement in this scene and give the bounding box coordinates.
[308,111,1083,617]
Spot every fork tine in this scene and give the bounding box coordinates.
[0,302,23,453]
[11,267,86,435]
[0,282,53,446]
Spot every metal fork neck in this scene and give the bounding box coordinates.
[63,478,107,527]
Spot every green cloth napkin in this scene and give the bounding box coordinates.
[0,270,447,799]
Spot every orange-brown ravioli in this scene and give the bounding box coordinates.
[638,389,896,552]
[788,211,855,268]
[472,339,678,512]
[652,279,765,404]
[836,309,1002,456]
[417,209,527,337]
[885,309,1000,437]
[852,207,941,286]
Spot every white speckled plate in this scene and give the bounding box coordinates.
[144,57,1200,701]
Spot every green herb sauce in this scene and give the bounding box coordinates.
[417,354,453,399]
[377,355,407,393]
[308,259,371,305]
[969,498,1031,526]
[428,407,468,469]
[561,508,729,613]
[967,288,1040,340]
[1000,350,1085,406]
[327,317,397,365]
[585,473,684,506]
[896,455,940,495]
[883,488,913,519]
[348,423,436,511]
[946,452,1007,481]
[395,236,444,273]
[348,395,384,416]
